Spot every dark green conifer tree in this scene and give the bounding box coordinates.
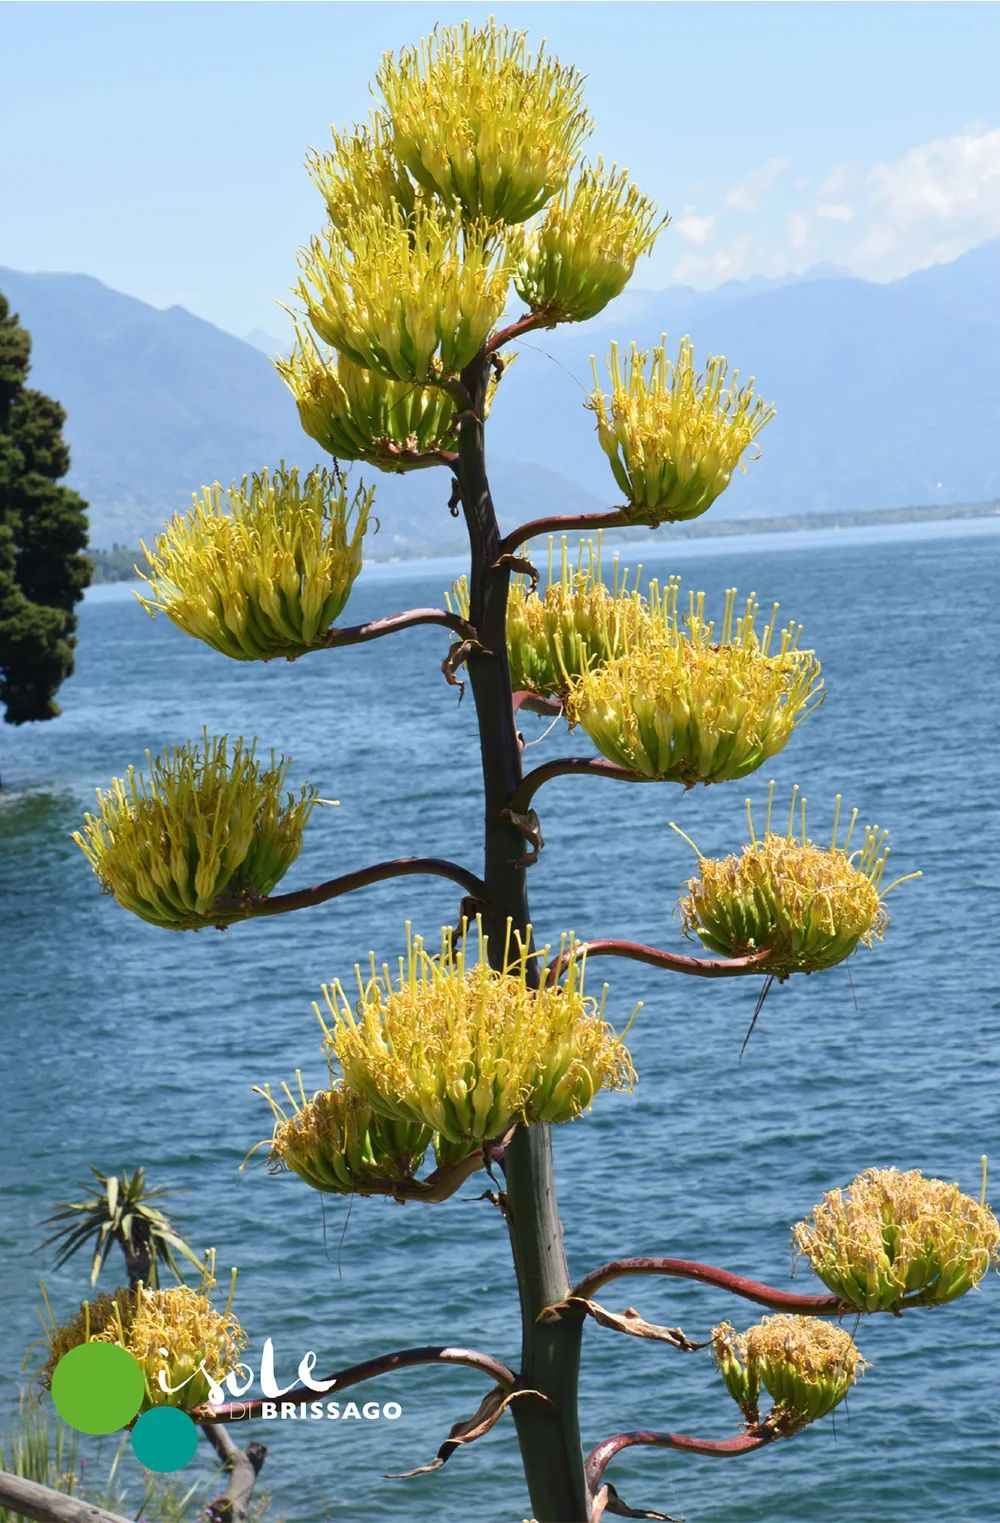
[0,293,90,723]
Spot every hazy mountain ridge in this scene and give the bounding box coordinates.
[2,242,998,549]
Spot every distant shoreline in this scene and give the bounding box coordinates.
[88,498,1000,582]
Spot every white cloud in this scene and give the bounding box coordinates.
[788,211,810,251]
[675,212,715,245]
[852,126,1000,276]
[816,202,855,222]
[666,127,1000,289]
[724,156,789,212]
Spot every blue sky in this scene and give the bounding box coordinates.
[3,2,999,338]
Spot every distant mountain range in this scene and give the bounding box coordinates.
[2,241,998,552]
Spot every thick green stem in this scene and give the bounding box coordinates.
[455,350,589,1523]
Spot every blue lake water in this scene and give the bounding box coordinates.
[1,517,998,1522]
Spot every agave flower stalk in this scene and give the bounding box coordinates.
[298,200,509,384]
[793,1166,1000,1312]
[137,465,372,661]
[447,535,649,697]
[73,733,317,930]
[376,19,592,224]
[43,1269,246,1415]
[321,919,636,1146]
[307,113,416,237]
[512,161,665,324]
[564,583,823,784]
[712,1315,865,1435]
[587,337,775,524]
[676,783,919,976]
[256,1074,433,1196]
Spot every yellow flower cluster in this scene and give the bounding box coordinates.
[258,1076,432,1196]
[677,784,917,976]
[713,1315,865,1435]
[587,337,775,523]
[565,583,823,784]
[73,733,316,930]
[793,1167,1000,1312]
[513,161,665,324]
[322,920,636,1146]
[447,536,648,696]
[298,200,509,383]
[276,338,459,471]
[137,466,372,661]
[45,1280,245,1415]
[276,331,512,472]
[376,20,591,224]
[307,114,416,237]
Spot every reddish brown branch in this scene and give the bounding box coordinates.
[512,690,565,718]
[571,1257,847,1315]
[509,756,652,813]
[548,939,773,983]
[586,1427,773,1492]
[486,310,555,353]
[194,1346,516,1424]
[499,511,631,557]
[318,607,476,651]
[215,857,487,922]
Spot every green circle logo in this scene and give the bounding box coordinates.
[131,1407,199,1472]
[51,1344,145,1435]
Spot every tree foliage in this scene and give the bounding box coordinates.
[0,293,90,724]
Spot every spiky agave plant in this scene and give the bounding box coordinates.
[64,20,986,1523]
[511,160,665,324]
[43,1167,203,1290]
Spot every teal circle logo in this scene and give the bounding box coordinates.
[50,1346,198,1471]
[131,1407,199,1472]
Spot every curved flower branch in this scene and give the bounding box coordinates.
[318,606,477,651]
[570,1257,847,1315]
[547,938,773,984]
[499,509,630,557]
[213,857,488,923]
[486,310,557,353]
[195,1345,516,1424]
[586,1426,773,1493]
[508,756,653,814]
